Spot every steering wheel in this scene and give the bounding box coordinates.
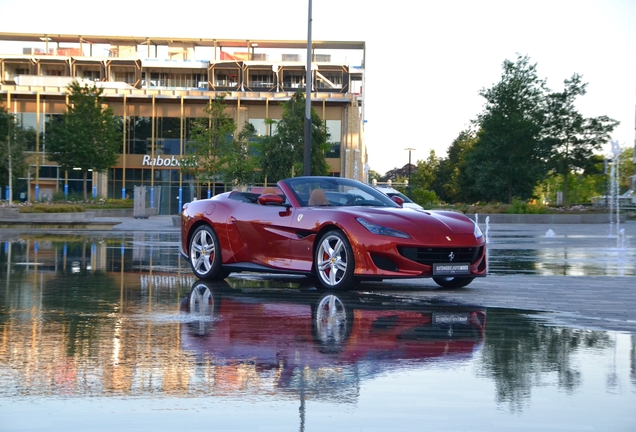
[345,195,363,205]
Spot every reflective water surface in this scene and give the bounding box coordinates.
[0,233,635,431]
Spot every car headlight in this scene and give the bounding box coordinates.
[474,222,483,239]
[356,218,411,239]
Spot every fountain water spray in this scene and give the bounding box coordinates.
[485,216,490,244]
[608,141,621,241]
[619,228,626,250]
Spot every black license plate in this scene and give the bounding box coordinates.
[433,262,470,276]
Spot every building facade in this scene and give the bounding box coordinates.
[0,33,367,214]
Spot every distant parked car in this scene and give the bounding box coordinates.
[374,186,424,210]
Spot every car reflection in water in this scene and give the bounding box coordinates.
[181,280,486,395]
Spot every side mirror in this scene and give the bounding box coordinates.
[258,193,285,206]
[391,196,404,207]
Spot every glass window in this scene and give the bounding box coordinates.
[282,71,304,89]
[214,68,239,87]
[317,70,343,89]
[156,117,181,155]
[127,116,152,155]
[249,119,277,137]
[249,71,274,87]
[325,120,341,158]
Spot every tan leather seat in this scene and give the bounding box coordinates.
[308,189,329,206]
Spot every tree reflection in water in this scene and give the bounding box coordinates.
[478,309,612,412]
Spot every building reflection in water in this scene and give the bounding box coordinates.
[0,234,634,416]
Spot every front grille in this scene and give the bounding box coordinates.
[398,246,483,266]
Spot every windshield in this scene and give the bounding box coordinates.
[283,177,400,208]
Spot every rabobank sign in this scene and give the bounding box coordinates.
[142,155,182,167]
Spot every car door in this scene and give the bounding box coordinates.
[224,198,294,269]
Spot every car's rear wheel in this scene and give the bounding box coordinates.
[433,276,474,288]
[186,282,220,336]
[189,225,228,280]
[314,230,355,290]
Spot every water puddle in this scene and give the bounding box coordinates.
[0,233,634,430]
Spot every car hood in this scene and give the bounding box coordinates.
[341,207,480,244]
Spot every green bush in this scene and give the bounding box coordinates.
[85,198,133,209]
[410,188,439,207]
[508,199,547,214]
[50,191,133,209]
[19,204,85,213]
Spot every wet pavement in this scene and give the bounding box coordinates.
[0,217,634,431]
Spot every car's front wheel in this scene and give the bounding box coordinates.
[314,230,355,290]
[189,225,228,280]
[433,276,474,288]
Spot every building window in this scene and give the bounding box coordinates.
[113,70,135,84]
[317,71,343,89]
[283,71,304,89]
[81,70,100,81]
[249,71,274,88]
[249,119,277,137]
[325,120,341,158]
[214,69,239,87]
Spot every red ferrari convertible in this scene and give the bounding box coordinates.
[180,176,487,289]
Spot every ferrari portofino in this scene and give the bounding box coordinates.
[180,176,487,289]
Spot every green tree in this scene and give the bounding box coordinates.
[410,150,439,191]
[618,146,634,193]
[180,94,236,195]
[47,81,120,199]
[260,92,329,181]
[367,169,382,184]
[259,133,293,183]
[407,150,440,206]
[433,129,479,203]
[467,55,549,203]
[225,122,258,186]
[0,98,28,203]
[543,74,619,206]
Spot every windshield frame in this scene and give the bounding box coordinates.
[281,177,400,208]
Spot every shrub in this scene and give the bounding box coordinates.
[508,199,547,214]
[85,198,133,209]
[411,188,439,207]
[52,191,86,203]
[19,204,85,213]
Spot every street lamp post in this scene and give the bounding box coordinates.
[405,147,415,197]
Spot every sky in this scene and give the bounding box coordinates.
[1,0,634,174]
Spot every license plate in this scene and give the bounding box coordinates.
[433,262,470,276]
[433,313,469,325]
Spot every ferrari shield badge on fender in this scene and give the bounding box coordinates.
[297,214,304,223]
